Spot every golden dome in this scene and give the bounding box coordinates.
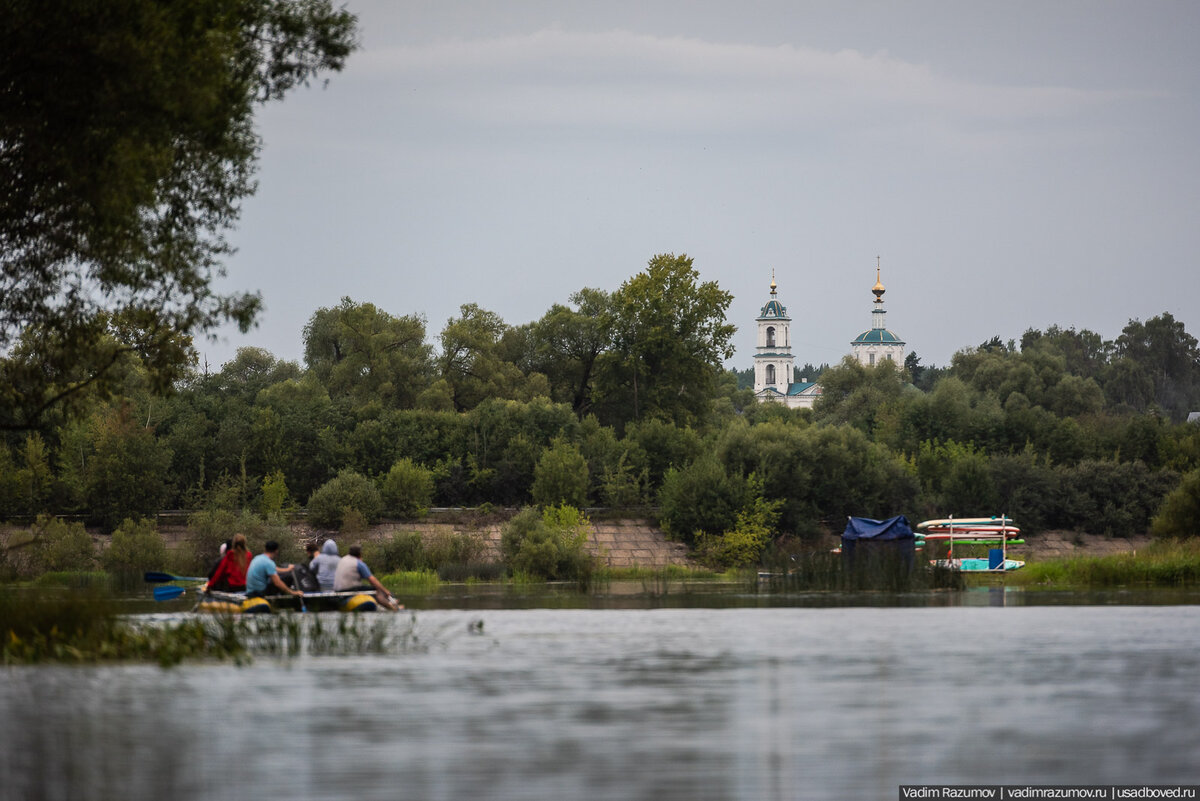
[872,259,885,300]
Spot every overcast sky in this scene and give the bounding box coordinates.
[205,0,1200,373]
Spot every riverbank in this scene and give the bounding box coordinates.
[2,513,1159,571]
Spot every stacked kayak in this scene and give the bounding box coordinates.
[916,517,1025,572]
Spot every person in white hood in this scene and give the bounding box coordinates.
[309,539,341,592]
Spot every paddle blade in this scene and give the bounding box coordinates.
[153,585,186,602]
[144,571,206,584]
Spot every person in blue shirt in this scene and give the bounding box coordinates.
[245,540,304,600]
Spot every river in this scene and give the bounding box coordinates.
[2,586,1198,800]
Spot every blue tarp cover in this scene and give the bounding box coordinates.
[841,515,914,541]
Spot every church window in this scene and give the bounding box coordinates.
[869,353,876,366]
[766,327,776,348]
[766,364,776,384]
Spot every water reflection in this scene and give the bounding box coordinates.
[2,593,1199,801]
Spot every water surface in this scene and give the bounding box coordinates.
[2,589,1197,800]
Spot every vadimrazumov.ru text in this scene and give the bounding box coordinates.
[900,787,1199,800]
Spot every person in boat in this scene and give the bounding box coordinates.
[208,533,251,592]
[245,540,304,600]
[206,539,231,582]
[309,538,341,592]
[333,545,400,610]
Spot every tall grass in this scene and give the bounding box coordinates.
[0,587,414,666]
[1012,539,1200,587]
[764,549,965,592]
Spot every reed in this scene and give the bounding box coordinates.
[0,587,414,666]
[762,549,965,592]
[1012,539,1200,587]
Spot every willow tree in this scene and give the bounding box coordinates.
[0,0,358,430]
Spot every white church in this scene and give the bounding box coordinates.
[753,261,906,409]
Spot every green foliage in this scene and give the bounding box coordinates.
[379,458,435,518]
[524,288,614,416]
[1055,460,1178,537]
[500,505,594,580]
[1013,540,1200,587]
[1151,469,1200,539]
[594,253,735,428]
[100,518,166,575]
[83,405,172,532]
[29,515,95,575]
[303,297,432,408]
[364,531,426,573]
[259,470,291,519]
[438,303,529,411]
[696,477,783,568]
[425,530,487,568]
[531,438,590,508]
[306,469,383,530]
[185,509,296,573]
[0,0,358,430]
[658,455,749,545]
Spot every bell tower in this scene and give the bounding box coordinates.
[754,271,795,395]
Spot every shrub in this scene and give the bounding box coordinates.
[29,515,95,575]
[365,531,427,573]
[657,455,748,545]
[186,509,296,573]
[1152,469,1200,539]
[259,470,291,520]
[379,458,435,518]
[531,438,590,508]
[307,470,383,530]
[500,505,594,580]
[425,530,486,567]
[598,453,649,507]
[101,518,167,575]
[696,478,783,569]
[83,407,172,532]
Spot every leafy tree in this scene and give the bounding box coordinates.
[248,375,336,500]
[306,469,383,530]
[437,304,529,411]
[695,475,783,568]
[84,406,173,532]
[1150,468,1200,539]
[0,0,358,430]
[531,438,590,508]
[101,518,167,575]
[259,470,291,519]
[658,455,749,545]
[525,288,614,416]
[380,458,435,518]
[812,357,907,436]
[594,254,735,427]
[29,515,95,574]
[1112,313,1200,419]
[500,505,594,580]
[303,297,432,408]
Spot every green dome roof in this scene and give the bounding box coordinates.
[758,299,788,320]
[851,329,905,345]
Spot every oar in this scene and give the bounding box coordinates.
[153,585,187,601]
[144,571,206,584]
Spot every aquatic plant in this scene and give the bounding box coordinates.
[764,549,964,592]
[0,588,416,667]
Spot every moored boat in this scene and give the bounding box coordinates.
[196,589,384,613]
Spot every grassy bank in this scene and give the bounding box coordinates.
[1010,539,1200,587]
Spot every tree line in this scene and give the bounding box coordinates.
[2,248,1199,568]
